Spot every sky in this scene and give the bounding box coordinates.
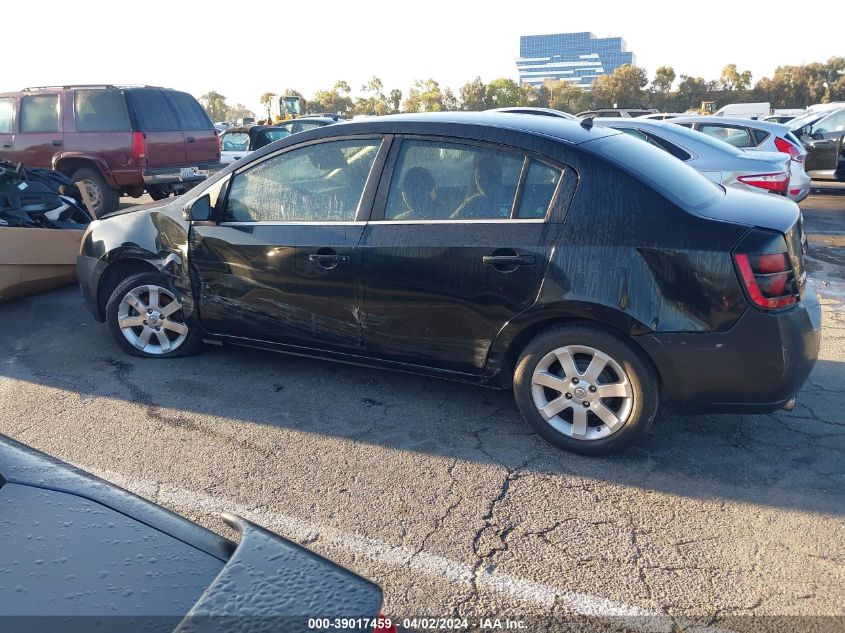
[3,0,843,116]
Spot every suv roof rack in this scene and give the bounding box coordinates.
[21,84,165,91]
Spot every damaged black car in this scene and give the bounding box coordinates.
[76,113,821,456]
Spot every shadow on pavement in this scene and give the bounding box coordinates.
[1,285,843,517]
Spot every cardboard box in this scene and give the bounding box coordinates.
[0,227,84,303]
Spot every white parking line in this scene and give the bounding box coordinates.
[92,468,733,633]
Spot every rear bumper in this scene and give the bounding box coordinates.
[76,253,106,321]
[142,162,223,186]
[637,293,821,413]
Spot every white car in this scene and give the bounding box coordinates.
[666,116,811,202]
[219,117,337,164]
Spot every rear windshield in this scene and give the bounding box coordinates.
[74,90,130,132]
[126,89,212,131]
[584,132,723,211]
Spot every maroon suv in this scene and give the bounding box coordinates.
[0,85,220,216]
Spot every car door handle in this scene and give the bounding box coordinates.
[186,136,196,143]
[482,254,535,266]
[309,252,351,266]
[51,140,63,147]
[1,143,11,149]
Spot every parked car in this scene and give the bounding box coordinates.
[666,116,811,201]
[76,113,820,456]
[0,434,385,632]
[273,115,338,134]
[790,107,845,182]
[220,125,293,164]
[486,107,578,119]
[592,117,794,197]
[640,112,688,120]
[713,102,770,119]
[0,85,221,216]
[577,108,656,118]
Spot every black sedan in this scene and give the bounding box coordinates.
[76,113,821,456]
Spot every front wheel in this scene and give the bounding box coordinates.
[105,271,202,358]
[513,324,659,456]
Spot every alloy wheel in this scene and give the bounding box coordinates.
[78,178,103,212]
[530,344,634,441]
[116,284,189,355]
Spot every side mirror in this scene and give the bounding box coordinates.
[183,194,212,222]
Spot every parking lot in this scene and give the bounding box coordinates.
[1,189,844,631]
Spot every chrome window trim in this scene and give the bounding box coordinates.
[217,219,548,227]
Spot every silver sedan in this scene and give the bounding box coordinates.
[666,116,811,202]
[592,118,794,198]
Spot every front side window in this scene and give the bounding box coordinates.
[384,140,523,220]
[20,95,59,133]
[698,125,753,148]
[223,139,381,223]
[0,98,13,133]
[74,90,130,132]
[814,110,845,135]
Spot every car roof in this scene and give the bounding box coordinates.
[301,112,618,146]
[486,107,578,120]
[665,115,790,134]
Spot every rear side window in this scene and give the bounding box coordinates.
[20,94,59,133]
[698,124,753,148]
[74,90,130,132]
[0,98,13,133]
[751,128,770,145]
[222,132,249,151]
[165,91,213,130]
[600,111,622,117]
[586,132,723,211]
[127,89,180,131]
[517,161,561,219]
[384,140,523,221]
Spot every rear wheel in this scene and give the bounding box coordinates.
[105,271,202,358]
[72,167,119,216]
[513,324,659,456]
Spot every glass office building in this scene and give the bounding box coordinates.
[516,32,635,91]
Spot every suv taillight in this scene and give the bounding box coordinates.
[737,172,789,194]
[733,232,799,310]
[132,131,147,166]
[774,136,804,163]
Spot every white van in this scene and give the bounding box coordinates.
[713,102,770,120]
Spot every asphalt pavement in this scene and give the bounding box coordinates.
[1,191,844,632]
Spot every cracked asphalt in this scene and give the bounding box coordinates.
[1,192,844,632]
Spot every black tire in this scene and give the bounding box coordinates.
[105,271,202,359]
[513,324,659,456]
[148,187,170,201]
[72,167,119,217]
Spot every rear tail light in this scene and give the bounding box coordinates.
[733,233,799,310]
[737,172,789,194]
[131,131,147,167]
[774,136,804,163]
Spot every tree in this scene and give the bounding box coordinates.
[591,64,648,108]
[651,66,676,94]
[406,79,444,112]
[259,92,276,119]
[311,81,353,115]
[720,64,752,92]
[459,77,487,111]
[227,103,255,122]
[544,79,589,114]
[485,78,520,108]
[199,91,228,122]
[359,76,389,115]
[517,83,543,108]
[442,87,458,111]
[389,89,402,113]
